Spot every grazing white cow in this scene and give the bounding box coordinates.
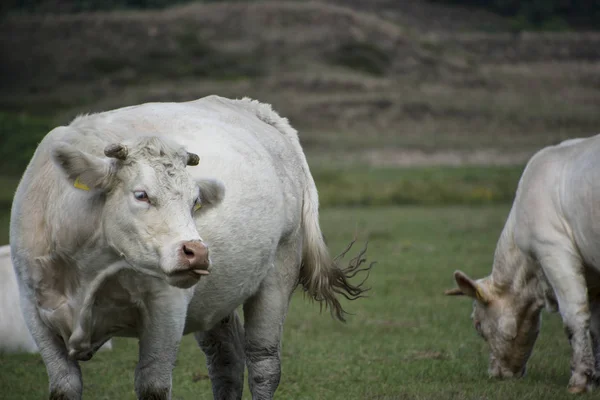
[10,96,371,400]
[0,245,112,354]
[446,136,600,394]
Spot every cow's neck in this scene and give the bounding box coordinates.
[490,210,541,302]
[48,183,117,267]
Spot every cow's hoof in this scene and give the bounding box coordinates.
[137,387,170,400]
[49,391,73,400]
[567,385,588,394]
[568,370,595,394]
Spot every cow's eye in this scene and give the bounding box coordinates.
[193,197,202,212]
[133,191,149,202]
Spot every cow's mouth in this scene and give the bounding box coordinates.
[488,357,527,379]
[167,268,208,278]
[164,267,210,288]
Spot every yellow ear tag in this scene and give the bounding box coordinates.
[74,177,90,191]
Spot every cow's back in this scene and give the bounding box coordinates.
[511,134,600,272]
[558,135,600,271]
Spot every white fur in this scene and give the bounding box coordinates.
[0,245,112,354]
[9,96,362,399]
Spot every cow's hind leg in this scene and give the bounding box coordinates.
[589,300,600,385]
[538,248,595,393]
[243,241,300,400]
[194,311,245,400]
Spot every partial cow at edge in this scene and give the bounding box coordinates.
[0,245,112,354]
[9,95,372,400]
[446,136,600,394]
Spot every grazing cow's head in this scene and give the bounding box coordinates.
[52,136,225,289]
[446,270,543,379]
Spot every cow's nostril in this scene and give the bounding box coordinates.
[182,245,195,260]
[180,241,209,271]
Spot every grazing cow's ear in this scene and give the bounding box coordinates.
[444,287,464,296]
[445,270,490,304]
[196,178,225,209]
[52,142,114,191]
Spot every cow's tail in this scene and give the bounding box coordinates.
[298,162,374,322]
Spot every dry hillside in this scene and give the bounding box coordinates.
[2,0,600,166]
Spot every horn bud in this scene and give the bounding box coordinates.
[104,143,128,160]
[187,152,200,166]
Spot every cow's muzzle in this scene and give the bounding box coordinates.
[488,357,526,379]
[165,240,210,288]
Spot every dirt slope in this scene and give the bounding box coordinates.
[2,1,600,166]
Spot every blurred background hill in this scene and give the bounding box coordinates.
[1,0,599,214]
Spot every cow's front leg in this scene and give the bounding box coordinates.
[19,297,82,400]
[135,290,188,400]
[539,250,595,393]
[243,271,294,400]
[195,311,245,400]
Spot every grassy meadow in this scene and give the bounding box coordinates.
[0,203,579,399]
[1,2,598,398]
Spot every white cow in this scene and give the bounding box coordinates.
[446,136,600,394]
[10,96,371,400]
[0,245,112,354]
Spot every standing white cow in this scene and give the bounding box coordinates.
[0,245,112,354]
[10,96,371,400]
[446,136,600,394]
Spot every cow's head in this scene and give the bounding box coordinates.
[52,136,225,289]
[445,270,543,379]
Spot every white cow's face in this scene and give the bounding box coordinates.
[52,136,225,289]
[447,271,543,379]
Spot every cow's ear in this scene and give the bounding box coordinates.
[196,178,225,209]
[52,142,115,191]
[445,270,490,304]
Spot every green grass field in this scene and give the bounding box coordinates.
[0,205,580,399]
[0,1,596,397]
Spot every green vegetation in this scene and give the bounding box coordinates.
[431,0,600,30]
[6,0,600,31]
[5,0,201,14]
[0,112,52,177]
[0,206,577,399]
[86,30,264,82]
[174,29,265,80]
[0,0,593,396]
[314,166,522,207]
[0,111,525,211]
[327,41,392,76]
[0,177,17,244]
